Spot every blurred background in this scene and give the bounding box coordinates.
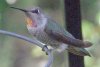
[0,0,99,67]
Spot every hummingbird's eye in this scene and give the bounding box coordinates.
[31,9,39,14]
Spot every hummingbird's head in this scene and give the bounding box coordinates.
[11,7,46,27]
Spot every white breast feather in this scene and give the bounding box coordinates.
[57,43,68,52]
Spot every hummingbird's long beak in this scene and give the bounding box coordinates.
[10,7,28,12]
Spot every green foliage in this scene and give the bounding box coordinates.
[36,0,60,9]
[0,0,8,29]
[0,0,8,12]
[82,20,94,39]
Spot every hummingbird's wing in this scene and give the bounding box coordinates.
[44,19,92,48]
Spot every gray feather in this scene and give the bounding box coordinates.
[44,18,91,56]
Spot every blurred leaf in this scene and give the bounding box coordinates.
[85,56,94,67]
[96,12,100,25]
[0,0,8,29]
[0,0,8,44]
[81,0,98,24]
[36,0,60,9]
[0,0,8,12]
[82,20,94,39]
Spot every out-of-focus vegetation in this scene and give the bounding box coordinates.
[0,0,100,67]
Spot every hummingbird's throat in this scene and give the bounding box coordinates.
[26,17,37,27]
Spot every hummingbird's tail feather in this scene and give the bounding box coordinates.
[67,46,91,56]
[83,41,93,48]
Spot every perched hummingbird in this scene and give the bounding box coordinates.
[11,7,92,56]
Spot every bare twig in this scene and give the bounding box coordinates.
[0,29,53,67]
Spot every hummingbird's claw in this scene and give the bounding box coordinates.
[42,45,48,55]
[46,52,48,55]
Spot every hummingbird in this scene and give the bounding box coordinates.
[11,7,92,56]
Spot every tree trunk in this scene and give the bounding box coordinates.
[64,0,84,67]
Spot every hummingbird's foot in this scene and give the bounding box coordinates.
[42,45,48,55]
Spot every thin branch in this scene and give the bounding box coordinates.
[0,29,53,67]
[45,49,53,67]
[0,30,44,47]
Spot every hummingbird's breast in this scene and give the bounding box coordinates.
[35,30,61,48]
[27,17,62,48]
[27,23,61,48]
